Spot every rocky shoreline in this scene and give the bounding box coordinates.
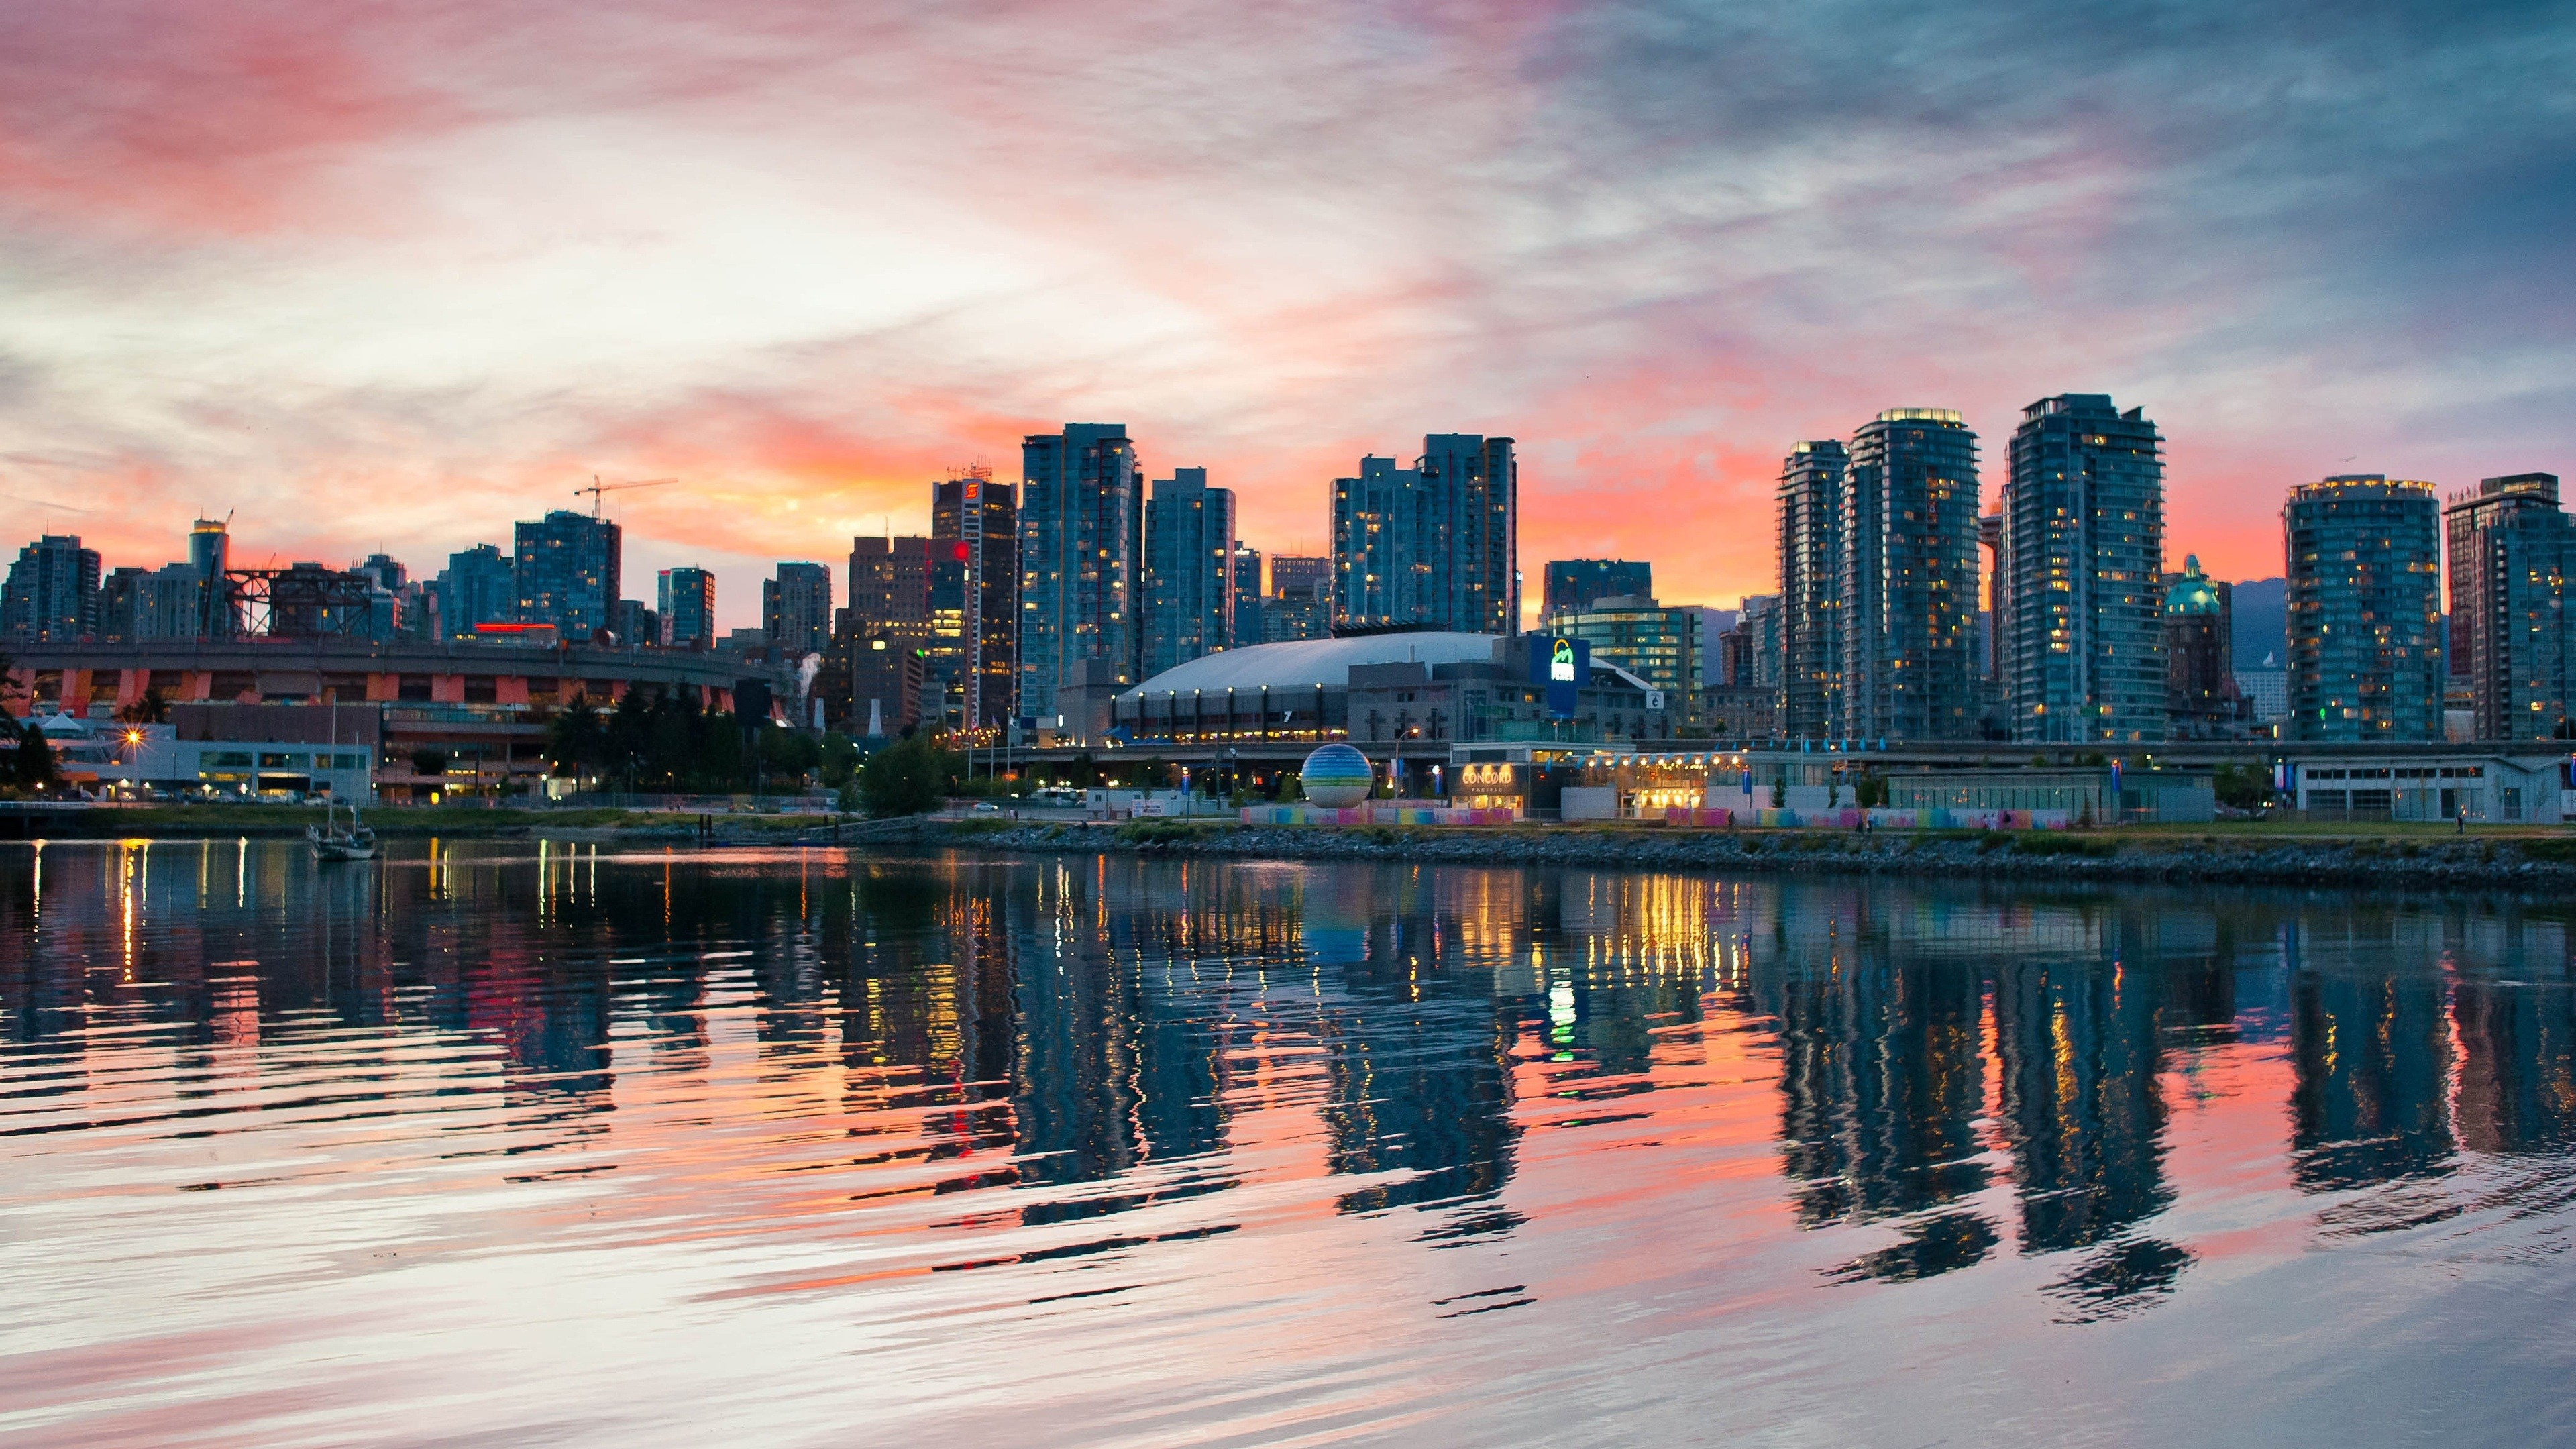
[885,818,2576,896]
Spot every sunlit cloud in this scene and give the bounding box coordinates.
[4,0,2572,625]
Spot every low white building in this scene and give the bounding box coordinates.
[2286,751,2564,824]
[89,722,379,803]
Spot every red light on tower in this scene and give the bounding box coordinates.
[952,541,971,562]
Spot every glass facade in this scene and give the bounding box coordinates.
[1841,409,1980,740]
[1543,559,1652,618]
[1776,440,1846,740]
[512,511,620,641]
[2283,476,2444,741]
[932,470,1019,729]
[1141,468,1237,679]
[2443,472,2567,741]
[655,566,716,651]
[1331,437,1517,635]
[1551,599,1702,696]
[1018,423,1140,718]
[1998,394,2166,742]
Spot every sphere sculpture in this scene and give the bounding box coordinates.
[1298,744,1375,809]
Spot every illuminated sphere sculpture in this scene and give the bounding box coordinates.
[1298,744,1375,809]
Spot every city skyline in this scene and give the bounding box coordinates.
[6,4,2572,631]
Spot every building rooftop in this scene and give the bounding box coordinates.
[1120,632,1501,698]
[2163,556,2223,616]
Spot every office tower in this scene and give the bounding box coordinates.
[97,567,146,642]
[1739,593,1780,689]
[1329,436,1517,634]
[1998,394,2167,743]
[189,517,235,638]
[1423,434,1518,634]
[2283,475,2444,741]
[609,600,657,651]
[358,553,407,591]
[763,561,834,658]
[849,537,935,638]
[1551,594,1701,695]
[1018,423,1140,719]
[1332,454,1432,628]
[2445,472,2570,740]
[1,534,101,643]
[1142,467,1236,678]
[1271,554,1330,606]
[1841,408,1981,740]
[132,563,208,641]
[432,544,515,639]
[513,510,621,639]
[1544,560,1653,619]
[657,567,716,650]
[1776,440,1847,739]
[1230,545,1264,647]
[932,468,1019,729]
[2161,557,2239,738]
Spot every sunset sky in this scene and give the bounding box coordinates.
[5,0,2572,629]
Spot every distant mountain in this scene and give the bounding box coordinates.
[2231,577,2285,667]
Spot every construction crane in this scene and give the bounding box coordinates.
[574,476,678,517]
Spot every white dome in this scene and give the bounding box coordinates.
[1120,633,1499,699]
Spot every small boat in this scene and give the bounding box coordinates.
[308,800,378,861]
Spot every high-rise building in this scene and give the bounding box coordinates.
[849,537,935,639]
[1330,437,1517,635]
[1544,560,1654,619]
[763,561,834,658]
[1230,545,1265,647]
[1998,394,2167,742]
[1424,434,1518,635]
[1263,554,1332,644]
[1332,454,1432,629]
[1,535,101,643]
[435,545,518,639]
[1271,554,1330,606]
[513,511,621,640]
[2283,475,2444,741]
[358,553,407,592]
[2161,557,2241,738]
[189,518,235,638]
[657,567,716,651]
[97,567,147,643]
[1776,440,1846,739]
[1142,467,1236,678]
[932,470,1018,730]
[2444,472,2570,740]
[1018,423,1140,719]
[610,600,658,651]
[1841,408,1981,740]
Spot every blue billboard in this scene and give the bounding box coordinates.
[1531,634,1590,718]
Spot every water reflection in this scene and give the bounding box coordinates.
[9,842,2576,1444]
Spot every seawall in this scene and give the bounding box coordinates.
[885,819,2576,896]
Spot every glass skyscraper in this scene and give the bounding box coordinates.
[1998,394,2166,743]
[932,470,1019,730]
[656,566,716,651]
[1543,559,1652,619]
[763,561,834,658]
[1841,409,1980,740]
[1775,439,1846,740]
[2283,475,2444,741]
[2443,471,2569,740]
[1330,435,1517,635]
[513,510,621,641]
[1141,467,1236,679]
[1018,423,1139,718]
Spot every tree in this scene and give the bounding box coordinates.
[116,686,170,724]
[545,694,606,777]
[857,730,952,817]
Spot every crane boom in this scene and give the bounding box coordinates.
[574,476,678,516]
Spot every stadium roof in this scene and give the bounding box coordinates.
[1120,632,1501,698]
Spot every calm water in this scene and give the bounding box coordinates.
[7,842,2576,1447]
